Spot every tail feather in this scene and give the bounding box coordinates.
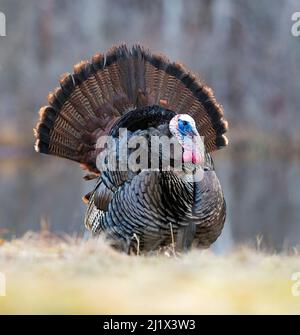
[34,44,228,173]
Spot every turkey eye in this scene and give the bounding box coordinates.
[182,121,188,126]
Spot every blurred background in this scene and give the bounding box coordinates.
[0,0,299,251]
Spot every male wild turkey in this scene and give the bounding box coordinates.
[34,44,228,253]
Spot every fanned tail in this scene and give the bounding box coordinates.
[34,44,228,173]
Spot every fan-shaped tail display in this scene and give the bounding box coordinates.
[34,44,228,174]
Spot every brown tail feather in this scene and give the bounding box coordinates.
[34,44,228,172]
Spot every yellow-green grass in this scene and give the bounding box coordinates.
[0,232,299,314]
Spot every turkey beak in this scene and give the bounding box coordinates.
[189,129,198,138]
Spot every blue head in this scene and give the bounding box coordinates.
[177,118,197,137]
[169,114,204,165]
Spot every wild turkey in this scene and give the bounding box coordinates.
[34,44,228,253]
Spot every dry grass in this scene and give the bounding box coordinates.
[0,232,299,314]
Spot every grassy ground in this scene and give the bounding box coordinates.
[0,232,299,314]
